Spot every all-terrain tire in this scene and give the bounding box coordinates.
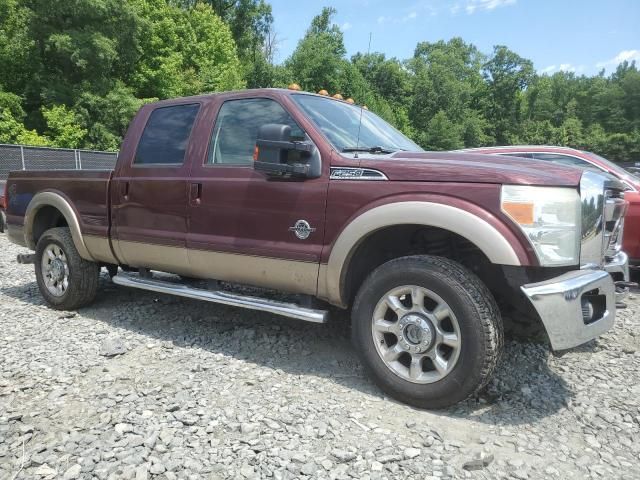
[351,255,503,409]
[34,227,100,310]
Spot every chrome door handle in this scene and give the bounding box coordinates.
[190,183,202,205]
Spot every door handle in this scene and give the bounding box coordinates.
[120,181,129,200]
[190,183,202,205]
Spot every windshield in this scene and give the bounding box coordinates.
[292,94,422,153]
[587,152,640,183]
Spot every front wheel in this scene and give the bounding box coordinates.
[35,227,100,310]
[351,255,503,409]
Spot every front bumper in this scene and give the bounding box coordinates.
[603,251,631,302]
[521,269,615,351]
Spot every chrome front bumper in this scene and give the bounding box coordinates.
[521,269,615,351]
[604,251,631,302]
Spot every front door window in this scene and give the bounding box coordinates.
[208,98,304,165]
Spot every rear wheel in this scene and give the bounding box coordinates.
[351,255,503,409]
[35,227,99,310]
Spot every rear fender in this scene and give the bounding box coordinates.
[24,191,94,261]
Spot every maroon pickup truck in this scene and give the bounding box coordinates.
[3,88,628,408]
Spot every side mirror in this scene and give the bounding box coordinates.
[254,124,321,179]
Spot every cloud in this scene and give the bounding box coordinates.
[596,49,640,68]
[559,63,584,73]
[539,64,585,75]
[465,0,516,14]
[341,21,352,31]
[377,11,419,24]
[450,3,461,14]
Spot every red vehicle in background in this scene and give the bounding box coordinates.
[459,146,640,270]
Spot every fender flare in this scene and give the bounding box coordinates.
[24,191,94,261]
[323,201,525,306]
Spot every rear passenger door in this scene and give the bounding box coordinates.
[111,103,201,274]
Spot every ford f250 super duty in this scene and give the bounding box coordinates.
[3,88,630,408]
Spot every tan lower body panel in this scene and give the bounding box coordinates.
[84,235,118,264]
[316,264,331,304]
[115,240,319,296]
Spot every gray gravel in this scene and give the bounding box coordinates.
[0,236,639,480]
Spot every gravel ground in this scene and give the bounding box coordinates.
[1,236,639,480]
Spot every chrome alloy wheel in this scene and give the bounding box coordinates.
[41,243,69,297]
[371,285,461,384]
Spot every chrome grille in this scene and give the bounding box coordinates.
[580,171,628,267]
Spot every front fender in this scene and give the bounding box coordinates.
[320,200,530,307]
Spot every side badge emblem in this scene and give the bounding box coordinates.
[289,220,316,240]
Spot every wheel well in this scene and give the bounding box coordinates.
[342,225,504,306]
[32,206,69,246]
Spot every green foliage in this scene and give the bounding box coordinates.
[41,105,87,148]
[285,7,347,94]
[0,89,49,145]
[483,45,535,144]
[0,0,244,150]
[420,111,464,150]
[133,0,244,98]
[0,2,638,162]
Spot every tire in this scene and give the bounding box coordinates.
[351,255,503,409]
[34,227,100,310]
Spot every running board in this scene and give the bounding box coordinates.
[111,273,328,324]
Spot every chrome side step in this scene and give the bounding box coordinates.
[112,273,328,324]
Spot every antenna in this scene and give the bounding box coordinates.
[354,32,372,162]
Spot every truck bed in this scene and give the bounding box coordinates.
[5,169,113,245]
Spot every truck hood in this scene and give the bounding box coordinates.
[356,151,583,187]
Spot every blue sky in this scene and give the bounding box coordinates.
[269,0,640,75]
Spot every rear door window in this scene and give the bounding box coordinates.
[134,104,200,166]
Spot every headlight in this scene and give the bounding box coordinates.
[501,185,581,266]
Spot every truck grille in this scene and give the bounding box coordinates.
[579,171,628,267]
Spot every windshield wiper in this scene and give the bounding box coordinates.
[342,146,396,154]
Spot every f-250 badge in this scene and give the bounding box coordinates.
[289,220,316,240]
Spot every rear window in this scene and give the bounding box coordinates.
[134,104,200,166]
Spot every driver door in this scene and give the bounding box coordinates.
[186,95,329,295]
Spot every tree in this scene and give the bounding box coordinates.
[1,2,639,161]
[133,0,244,98]
[0,0,244,150]
[406,38,491,147]
[0,89,49,145]
[42,105,86,148]
[483,46,534,144]
[421,111,463,150]
[286,7,346,93]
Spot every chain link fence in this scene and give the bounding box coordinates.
[0,144,118,182]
